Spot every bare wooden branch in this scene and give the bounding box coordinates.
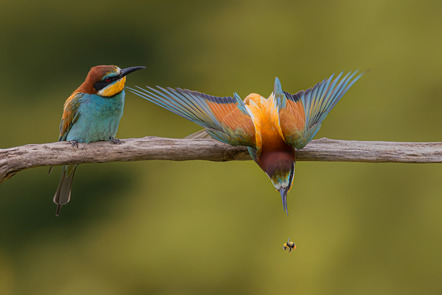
[1,137,441,184]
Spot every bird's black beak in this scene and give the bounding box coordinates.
[119,66,145,78]
[279,187,288,215]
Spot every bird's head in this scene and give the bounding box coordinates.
[79,65,145,97]
[259,151,295,215]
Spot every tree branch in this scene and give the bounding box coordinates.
[1,137,441,184]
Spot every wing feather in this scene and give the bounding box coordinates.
[129,86,256,147]
[279,71,362,149]
[59,92,83,141]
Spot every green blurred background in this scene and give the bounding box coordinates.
[1,0,441,294]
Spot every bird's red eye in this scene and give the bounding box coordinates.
[105,77,112,82]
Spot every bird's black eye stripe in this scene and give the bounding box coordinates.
[93,76,120,91]
[94,81,108,91]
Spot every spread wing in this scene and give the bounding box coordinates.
[278,71,362,149]
[129,86,256,147]
[59,92,83,141]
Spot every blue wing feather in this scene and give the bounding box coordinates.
[129,86,256,146]
[279,71,362,149]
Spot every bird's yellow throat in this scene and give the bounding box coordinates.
[98,76,126,97]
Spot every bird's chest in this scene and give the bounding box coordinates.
[86,96,124,119]
[67,93,125,143]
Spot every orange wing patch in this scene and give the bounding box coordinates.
[59,92,82,141]
[206,100,256,146]
[206,101,237,122]
[278,99,306,143]
[206,101,255,134]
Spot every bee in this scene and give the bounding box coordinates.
[283,238,296,252]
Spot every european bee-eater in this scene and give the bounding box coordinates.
[130,72,361,214]
[54,65,145,215]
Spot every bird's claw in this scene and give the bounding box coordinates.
[69,140,79,148]
[109,137,121,144]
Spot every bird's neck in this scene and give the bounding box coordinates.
[258,147,295,179]
[75,80,97,94]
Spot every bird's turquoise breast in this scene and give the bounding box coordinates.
[66,91,125,143]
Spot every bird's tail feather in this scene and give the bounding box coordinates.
[53,164,78,216]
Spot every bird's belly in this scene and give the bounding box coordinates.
[67,115,121,143]
[260,124,286,147]
[66,95,124,143]
[259,121,294,155]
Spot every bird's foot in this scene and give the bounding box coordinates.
[69,140,79,148]
[109,137,121,144]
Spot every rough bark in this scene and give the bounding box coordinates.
[1,137,441,184]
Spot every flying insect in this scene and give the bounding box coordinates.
[283,239,296,252]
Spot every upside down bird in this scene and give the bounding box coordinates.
[130,72,362,214]
[53,65,145,215]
